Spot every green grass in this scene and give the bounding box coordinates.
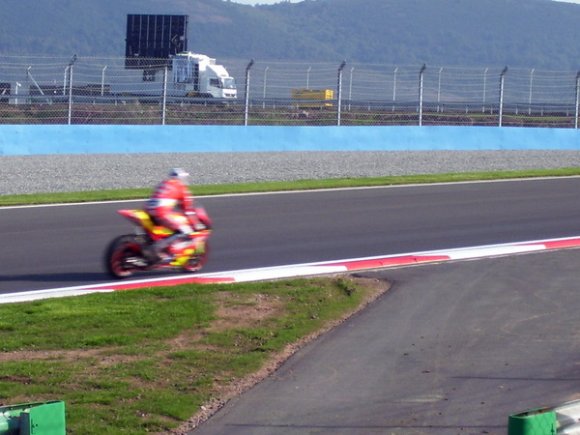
[0,278,383,434]
[2,167,580,206]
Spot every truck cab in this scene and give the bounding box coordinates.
[172,52,237,99]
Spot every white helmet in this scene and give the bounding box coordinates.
[169,167,190,185]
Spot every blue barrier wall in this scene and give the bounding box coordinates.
[0,125,579,155]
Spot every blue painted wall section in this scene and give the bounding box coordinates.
[0,125,579,155]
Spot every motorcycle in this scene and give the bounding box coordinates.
[104,205,212,279]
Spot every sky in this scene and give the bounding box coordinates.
[229,0,305,4]
[229,0,580,5]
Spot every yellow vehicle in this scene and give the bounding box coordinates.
[291,88,334,108]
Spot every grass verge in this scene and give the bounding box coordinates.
[2,167,580,206]
[0,276,387,434]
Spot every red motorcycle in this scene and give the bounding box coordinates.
[104,205,212,279]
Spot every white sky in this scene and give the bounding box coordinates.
[228,0,580,5]
[228,0,304,4]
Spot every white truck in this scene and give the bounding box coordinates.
[171,52,237,99]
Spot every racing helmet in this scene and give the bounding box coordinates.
[169,167,190,185]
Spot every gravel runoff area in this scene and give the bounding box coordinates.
[3,150,580,195]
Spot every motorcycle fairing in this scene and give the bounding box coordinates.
[117,209,173,237]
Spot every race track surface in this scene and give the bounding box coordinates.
[3,177,580,434]
[3,177,580,293]
[193,249,580,434]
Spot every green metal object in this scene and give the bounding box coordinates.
[508,407,557,435]
[0,401,65,435]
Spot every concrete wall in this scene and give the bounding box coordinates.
[0,125,579,155]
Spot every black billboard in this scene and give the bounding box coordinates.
[125,14,188,69]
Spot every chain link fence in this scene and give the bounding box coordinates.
[1,54,579,128]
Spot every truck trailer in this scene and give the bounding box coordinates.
[171,52,237,99]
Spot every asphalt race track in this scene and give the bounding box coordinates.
[193,249,580,434]
[3,177,580,294]
[3,178,580,434]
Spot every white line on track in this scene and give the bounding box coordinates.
[2,235,580,305]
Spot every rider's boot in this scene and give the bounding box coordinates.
[147,233,181,263]
[155,233,195,263]
[169,236,200,256]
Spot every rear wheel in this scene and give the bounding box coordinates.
[182,242,210,273]
[105,235,145,278]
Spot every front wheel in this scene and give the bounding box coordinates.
[105,235,145,278]
[182,242,210,273]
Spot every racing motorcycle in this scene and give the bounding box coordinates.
[104,205,212,279]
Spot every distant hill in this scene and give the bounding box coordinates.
[1,0,580,69]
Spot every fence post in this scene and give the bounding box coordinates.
[482,67,488,113]
[499,66,508,127]
[244,59,254,126]
[63,66,69,96]
[262,66,269,109]
[67,55,77,125]
[162,66,168,125]
[437,67,443,113]
[67,65,73,125]
[101,66,107,96]
[418,64,426,126]
[348,67,354,111]
[575,71,580,129]
[337,60,346,126]
[528,68,535,116]
[392,66,398,112]
[14,81,21,105]
[26,66,32,101]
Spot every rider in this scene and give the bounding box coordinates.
[144,168,204,262]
